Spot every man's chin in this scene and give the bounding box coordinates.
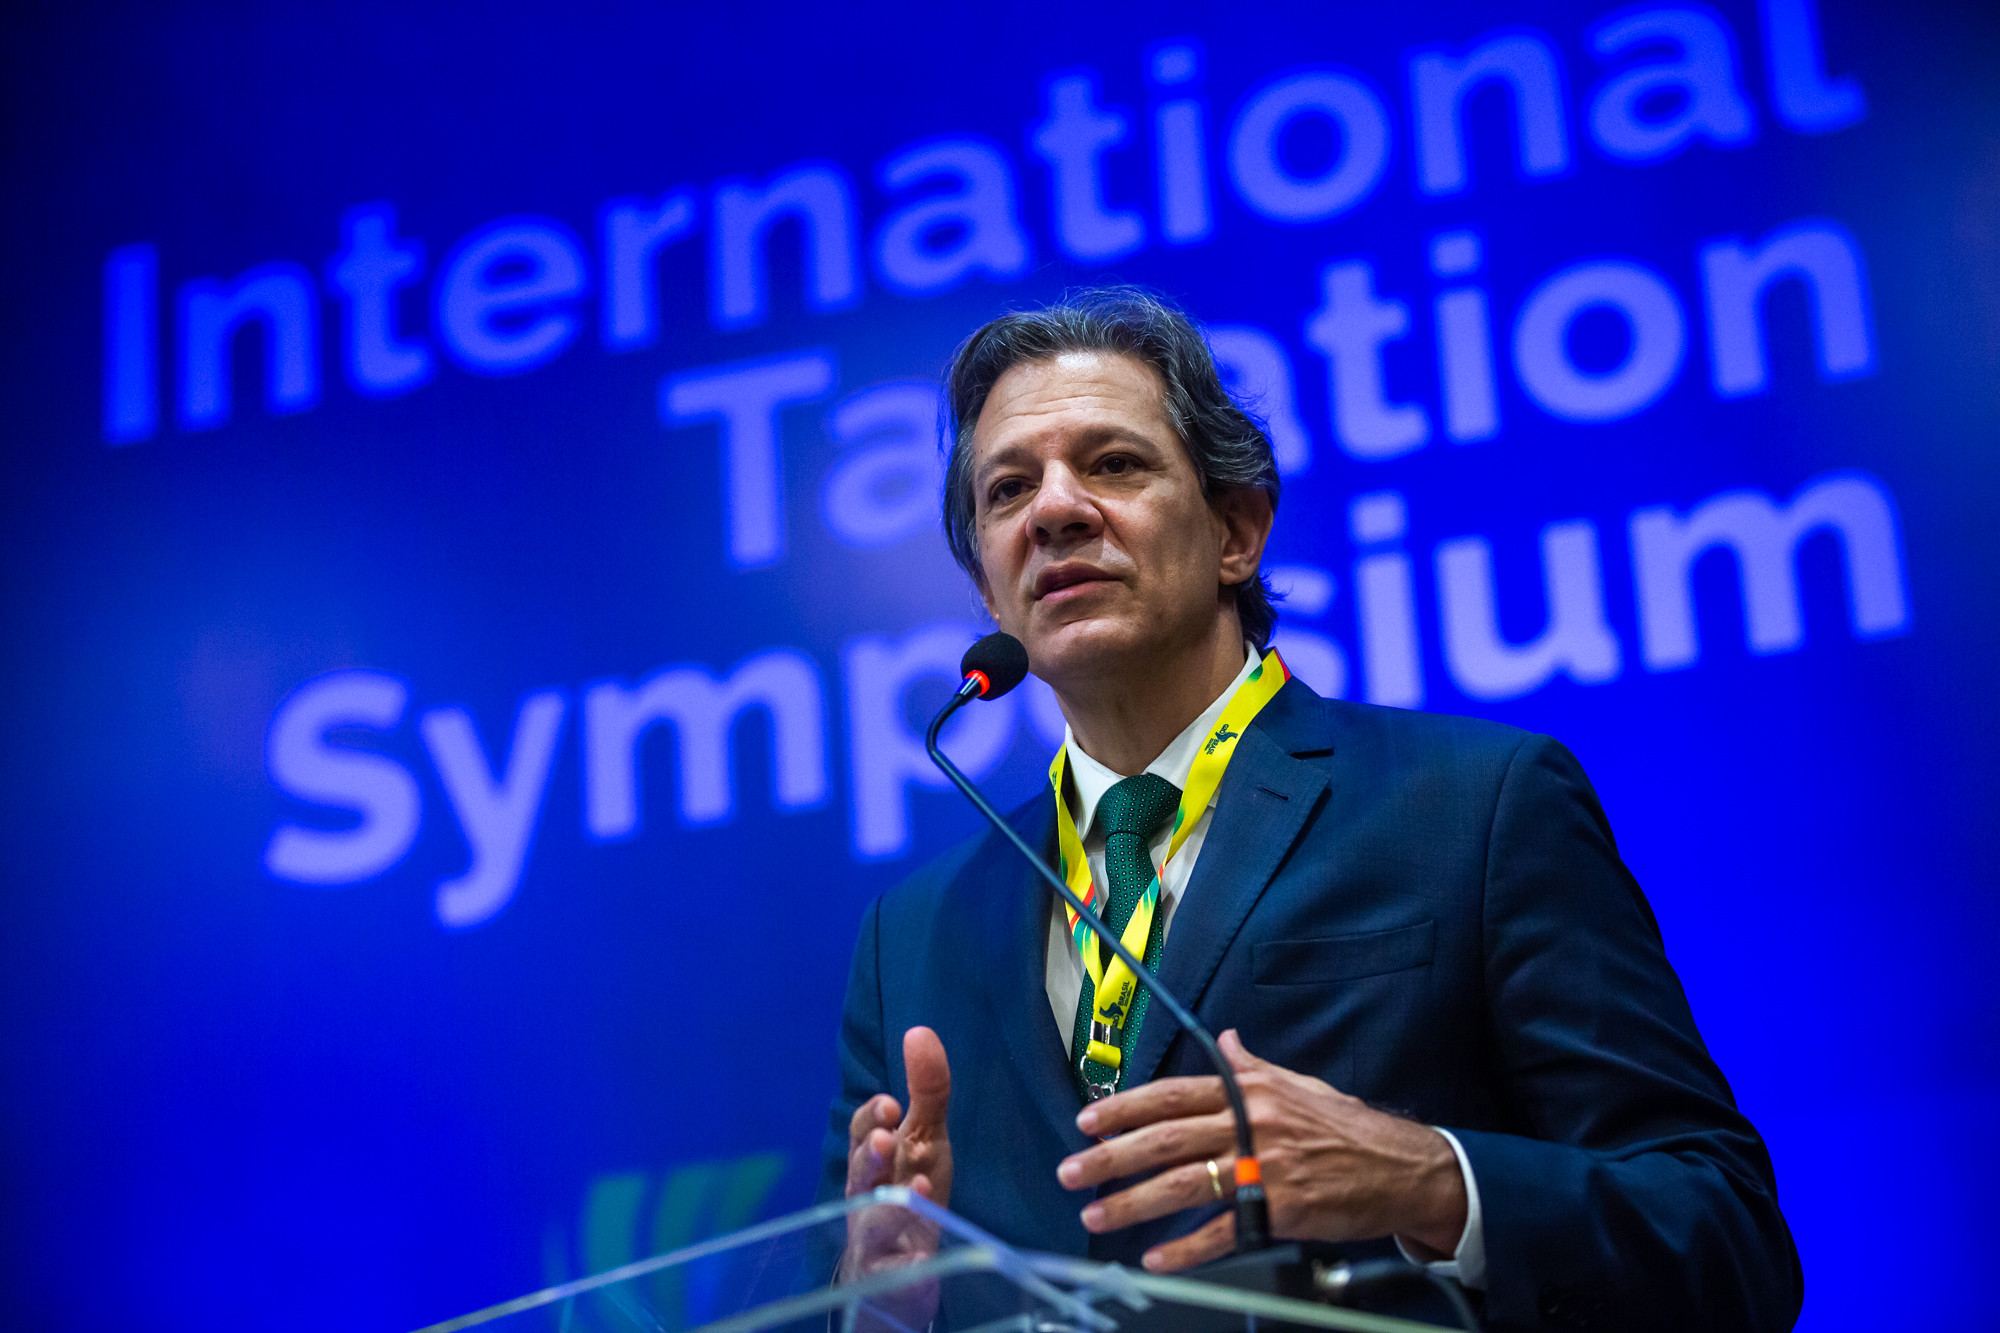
[1021,615,1151,683]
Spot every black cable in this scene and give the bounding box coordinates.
[1422,1269,1480,1332]
[1316,1258,1479,1332]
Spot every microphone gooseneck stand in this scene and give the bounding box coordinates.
[926,634,1479,1332]
[926,660,1269,1254]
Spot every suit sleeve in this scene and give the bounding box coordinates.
[807,896,891,1283]
[818,895,890,1208]
[1448,736,1803,1333]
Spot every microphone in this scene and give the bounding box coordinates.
[927,631,1271,1254]
[956,630,1030,703]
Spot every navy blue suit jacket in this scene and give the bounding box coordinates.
[818,681,1802,1331]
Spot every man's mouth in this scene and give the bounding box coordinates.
[1034,564,1116,600]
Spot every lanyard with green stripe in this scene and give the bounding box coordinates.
[1049,648,1291,1079]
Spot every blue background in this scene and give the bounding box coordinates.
[3,2,1996,1329]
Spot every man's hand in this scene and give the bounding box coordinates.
[840,1026,955,1288]
[1054,1030,1466,1272]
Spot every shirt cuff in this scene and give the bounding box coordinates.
[1393,1127,1486,1291]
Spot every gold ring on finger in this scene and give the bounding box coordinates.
[1205,1158,1225,1200]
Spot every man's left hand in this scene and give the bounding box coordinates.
[1055,1030,1468,1272]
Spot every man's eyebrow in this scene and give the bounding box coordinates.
[974,426,1171,479]
[974,441,1035,480]
[1073,423,1168,449]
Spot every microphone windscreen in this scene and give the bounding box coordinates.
[961,632,1030,699]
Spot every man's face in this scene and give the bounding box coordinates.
[969,350,1265,686]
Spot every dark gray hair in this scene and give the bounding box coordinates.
[940,287,1283,646]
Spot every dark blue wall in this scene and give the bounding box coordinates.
[3,2,1996,1329]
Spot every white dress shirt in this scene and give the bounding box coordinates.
[1041,647,1488,1289]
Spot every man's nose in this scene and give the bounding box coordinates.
[1027,464,1100,544]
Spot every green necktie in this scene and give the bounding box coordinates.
[1071,772,1181,1101]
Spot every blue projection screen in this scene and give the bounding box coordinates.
[3,2,1996,1330]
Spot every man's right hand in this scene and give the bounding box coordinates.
[840,1026,954,1288]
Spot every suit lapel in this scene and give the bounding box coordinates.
[975,791,1094,1155]
[1128,681,1333,1085]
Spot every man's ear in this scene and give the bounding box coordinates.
[971,552,1001,623]
[1215,487,1275,588]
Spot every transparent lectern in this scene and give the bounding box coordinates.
[412,1188,1465,1333]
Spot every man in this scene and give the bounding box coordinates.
[819,289,1801,1331]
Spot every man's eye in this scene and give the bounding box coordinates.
[1100,454,1135,475]
[990,479,1027,504]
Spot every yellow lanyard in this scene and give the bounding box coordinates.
[1049,649,1290,1077]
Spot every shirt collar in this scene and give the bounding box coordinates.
[1062,644,1263,842]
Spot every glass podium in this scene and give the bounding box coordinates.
[412,1187,1465,1333]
